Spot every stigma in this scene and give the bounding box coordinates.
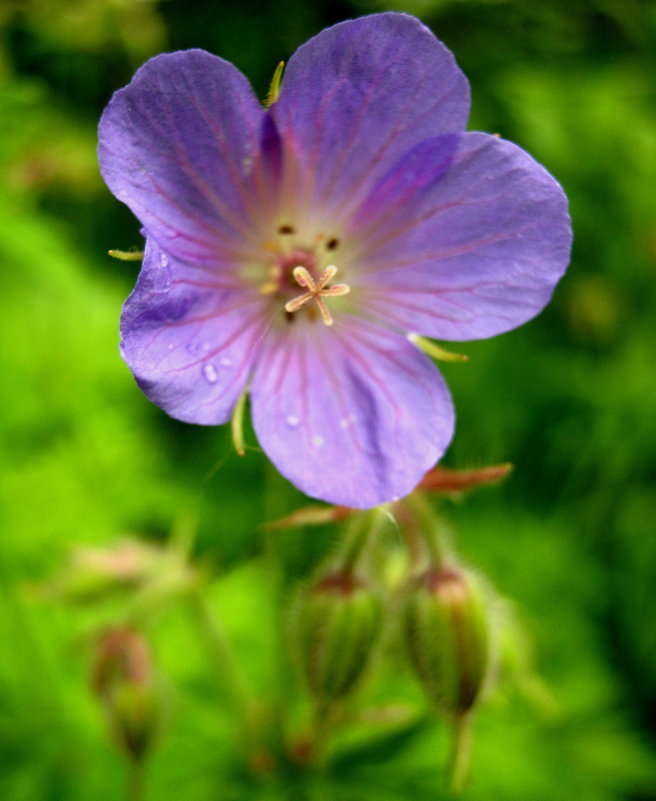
[284,265,350,326]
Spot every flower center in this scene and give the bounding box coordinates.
[284,265,350,327]
[257,228,350,325]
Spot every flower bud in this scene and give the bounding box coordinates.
[292,571,383,703]
[403,566,491,717]
[50,539,190,606]
[92,627,161,761]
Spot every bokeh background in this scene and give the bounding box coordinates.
[1,0,655,799]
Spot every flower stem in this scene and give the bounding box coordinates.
[310,700,341,770]
[126,759,146,801]
[339,508,385,575]
[188,587,258,734]
[445,714,472,794]
[404,492,450,566]
[262,464,292,748]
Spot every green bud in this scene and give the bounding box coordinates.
[292,571,383,703]
[403,566,491,717]
[107,681,160,761]
[92,627,161,761]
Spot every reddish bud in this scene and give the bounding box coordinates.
[92,627,160,761]
[403,566,491,717]
[292,571,383,703]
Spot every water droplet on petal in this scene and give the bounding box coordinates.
[312,434,325,448]
[202,363,218,384]
[201,342,211,352]
[186,343,199,355]
[148,249,171,292]
[286,415,300,427]
[220,357,232,367]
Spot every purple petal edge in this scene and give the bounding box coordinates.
[356,132,573,341]
[120,238,270,425]
[99,50,264,264]
[249,316,454,508]
[272,12,470,219]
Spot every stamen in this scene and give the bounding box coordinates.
[259,281,279,295]
[285,291,314,312]
[259,265,282,294]
[292,265,315,290]
[284,264,351,326]
[315,297,334,326]
[319,264,337,284]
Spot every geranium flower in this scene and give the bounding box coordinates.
[98,12,571,508]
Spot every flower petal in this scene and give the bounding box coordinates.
[98,50,264,264]
[249,316,454,508]
[351,133,460,230]
[354,132,572,340]
[272,12,469,221]
[120,238,271,424]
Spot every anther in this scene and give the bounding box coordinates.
[284,265,350,326]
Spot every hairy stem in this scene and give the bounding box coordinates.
[126,759,146,801]
[189,587,258,734]
[339,508,385,575]
[446,713,472,794]
[403,493,450,566]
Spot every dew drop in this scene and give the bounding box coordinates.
[149,270,170,292]
[220,357,233,367]
[186,343,199,355]
[201,342,211,352]
[286,415,300,427]
[311,434,325,448]
[148,249,171,292]
[202,363,218,384]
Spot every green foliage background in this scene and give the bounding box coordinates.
[1,0,655,799]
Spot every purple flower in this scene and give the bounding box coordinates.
[98,12,571,508]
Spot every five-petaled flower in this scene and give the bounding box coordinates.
[98,12,571,508]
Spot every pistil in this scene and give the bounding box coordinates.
[284,265,350,326]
